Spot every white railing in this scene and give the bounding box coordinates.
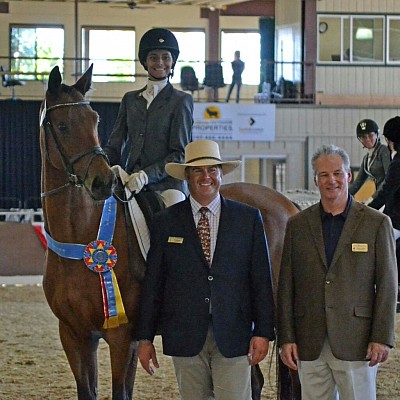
[0,209,44,223]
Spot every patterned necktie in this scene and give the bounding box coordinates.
[197,207,211,265]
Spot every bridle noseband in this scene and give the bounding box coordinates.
[40,100,110,198]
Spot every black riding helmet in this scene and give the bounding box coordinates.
[138,28,180,71]
[383,116,400,143]
[356,119,379,138]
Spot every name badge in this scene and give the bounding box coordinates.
[352,243,368,252]
[168,236,184,244]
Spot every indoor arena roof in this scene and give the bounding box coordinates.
[7,0,272,12]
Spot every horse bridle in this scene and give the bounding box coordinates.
[40,100,110,198]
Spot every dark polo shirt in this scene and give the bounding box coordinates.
[320,196,352,267]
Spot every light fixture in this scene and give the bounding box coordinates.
[356,27,373,40]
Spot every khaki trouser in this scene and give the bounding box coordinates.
[172,323,251,400]
[297,338,378,400]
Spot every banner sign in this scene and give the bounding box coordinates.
[192,103,276,142]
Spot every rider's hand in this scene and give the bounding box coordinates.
[126,171,148,193]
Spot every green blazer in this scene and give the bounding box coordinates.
[277,200,397,361]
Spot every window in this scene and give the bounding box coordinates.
[387,17,400,63]
[275,26,302,83]
[352,17,384,63]
[243,156,286,190]
[169,30,205,85]
[10,25,64,80]
[318,15,384,64]
[273,161,286,192]
[220,30,261,85]
[318,16,347,62]
[82,27,136,82]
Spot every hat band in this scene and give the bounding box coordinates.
[186,156,222,164]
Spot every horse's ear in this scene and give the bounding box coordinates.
[48,66,62,95]
[74,64,93,96]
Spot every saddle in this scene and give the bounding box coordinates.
[134,190,165,227]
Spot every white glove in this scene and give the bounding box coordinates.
[126,171,148,193]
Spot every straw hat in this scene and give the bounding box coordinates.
[165,140,241,180]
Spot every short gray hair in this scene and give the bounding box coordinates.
[311,144,351,176]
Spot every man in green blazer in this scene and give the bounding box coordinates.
[278,144,397,400]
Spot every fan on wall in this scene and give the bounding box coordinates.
[109,1,155,10]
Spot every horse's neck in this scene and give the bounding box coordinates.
[43,188,104,244]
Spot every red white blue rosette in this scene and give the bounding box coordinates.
[83,240,117,272]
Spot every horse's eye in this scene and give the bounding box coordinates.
[57,122,68,133]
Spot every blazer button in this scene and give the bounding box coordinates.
[208,275,213,281]
[205,298,210,303]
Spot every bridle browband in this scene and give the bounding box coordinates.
[40,100,110,198]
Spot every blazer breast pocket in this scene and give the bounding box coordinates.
[354,306,372,319]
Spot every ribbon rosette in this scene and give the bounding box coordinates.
[84,240,117,272]
[83,239,126,328]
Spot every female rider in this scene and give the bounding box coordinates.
[349,118,390,204]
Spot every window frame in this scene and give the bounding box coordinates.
[317,14,386,66]
[220,29,261,86]
[81,26,136,83]
[387,16,400,64]
[9,23,65,80]
[169,28,206,85]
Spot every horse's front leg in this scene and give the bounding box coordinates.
[107,325,138,400]
[59,321,100,400]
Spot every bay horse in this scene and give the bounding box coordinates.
[40,64,300,400]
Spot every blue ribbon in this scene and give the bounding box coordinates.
[45,196,119,318]
[45,233,86,259]
[96,196,118,318]
[98,195,117,243]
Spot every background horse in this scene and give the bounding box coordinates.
[221,184,301,400]
[40,65,300,399]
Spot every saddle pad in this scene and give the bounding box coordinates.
[125,187,150,260]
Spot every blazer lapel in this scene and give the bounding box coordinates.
[127,88,147,117]
[329,201,364,269]
[306,204,328,269]
[212,196,230,267]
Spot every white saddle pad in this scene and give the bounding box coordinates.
[111,165,150,260]
[125,187,150,261]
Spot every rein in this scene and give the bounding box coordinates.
[40,100,109,198]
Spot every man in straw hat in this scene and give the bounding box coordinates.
[136,139,275,400]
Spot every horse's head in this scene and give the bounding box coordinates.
[40,65,115,201]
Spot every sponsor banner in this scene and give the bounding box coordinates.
[192,103,276,142]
